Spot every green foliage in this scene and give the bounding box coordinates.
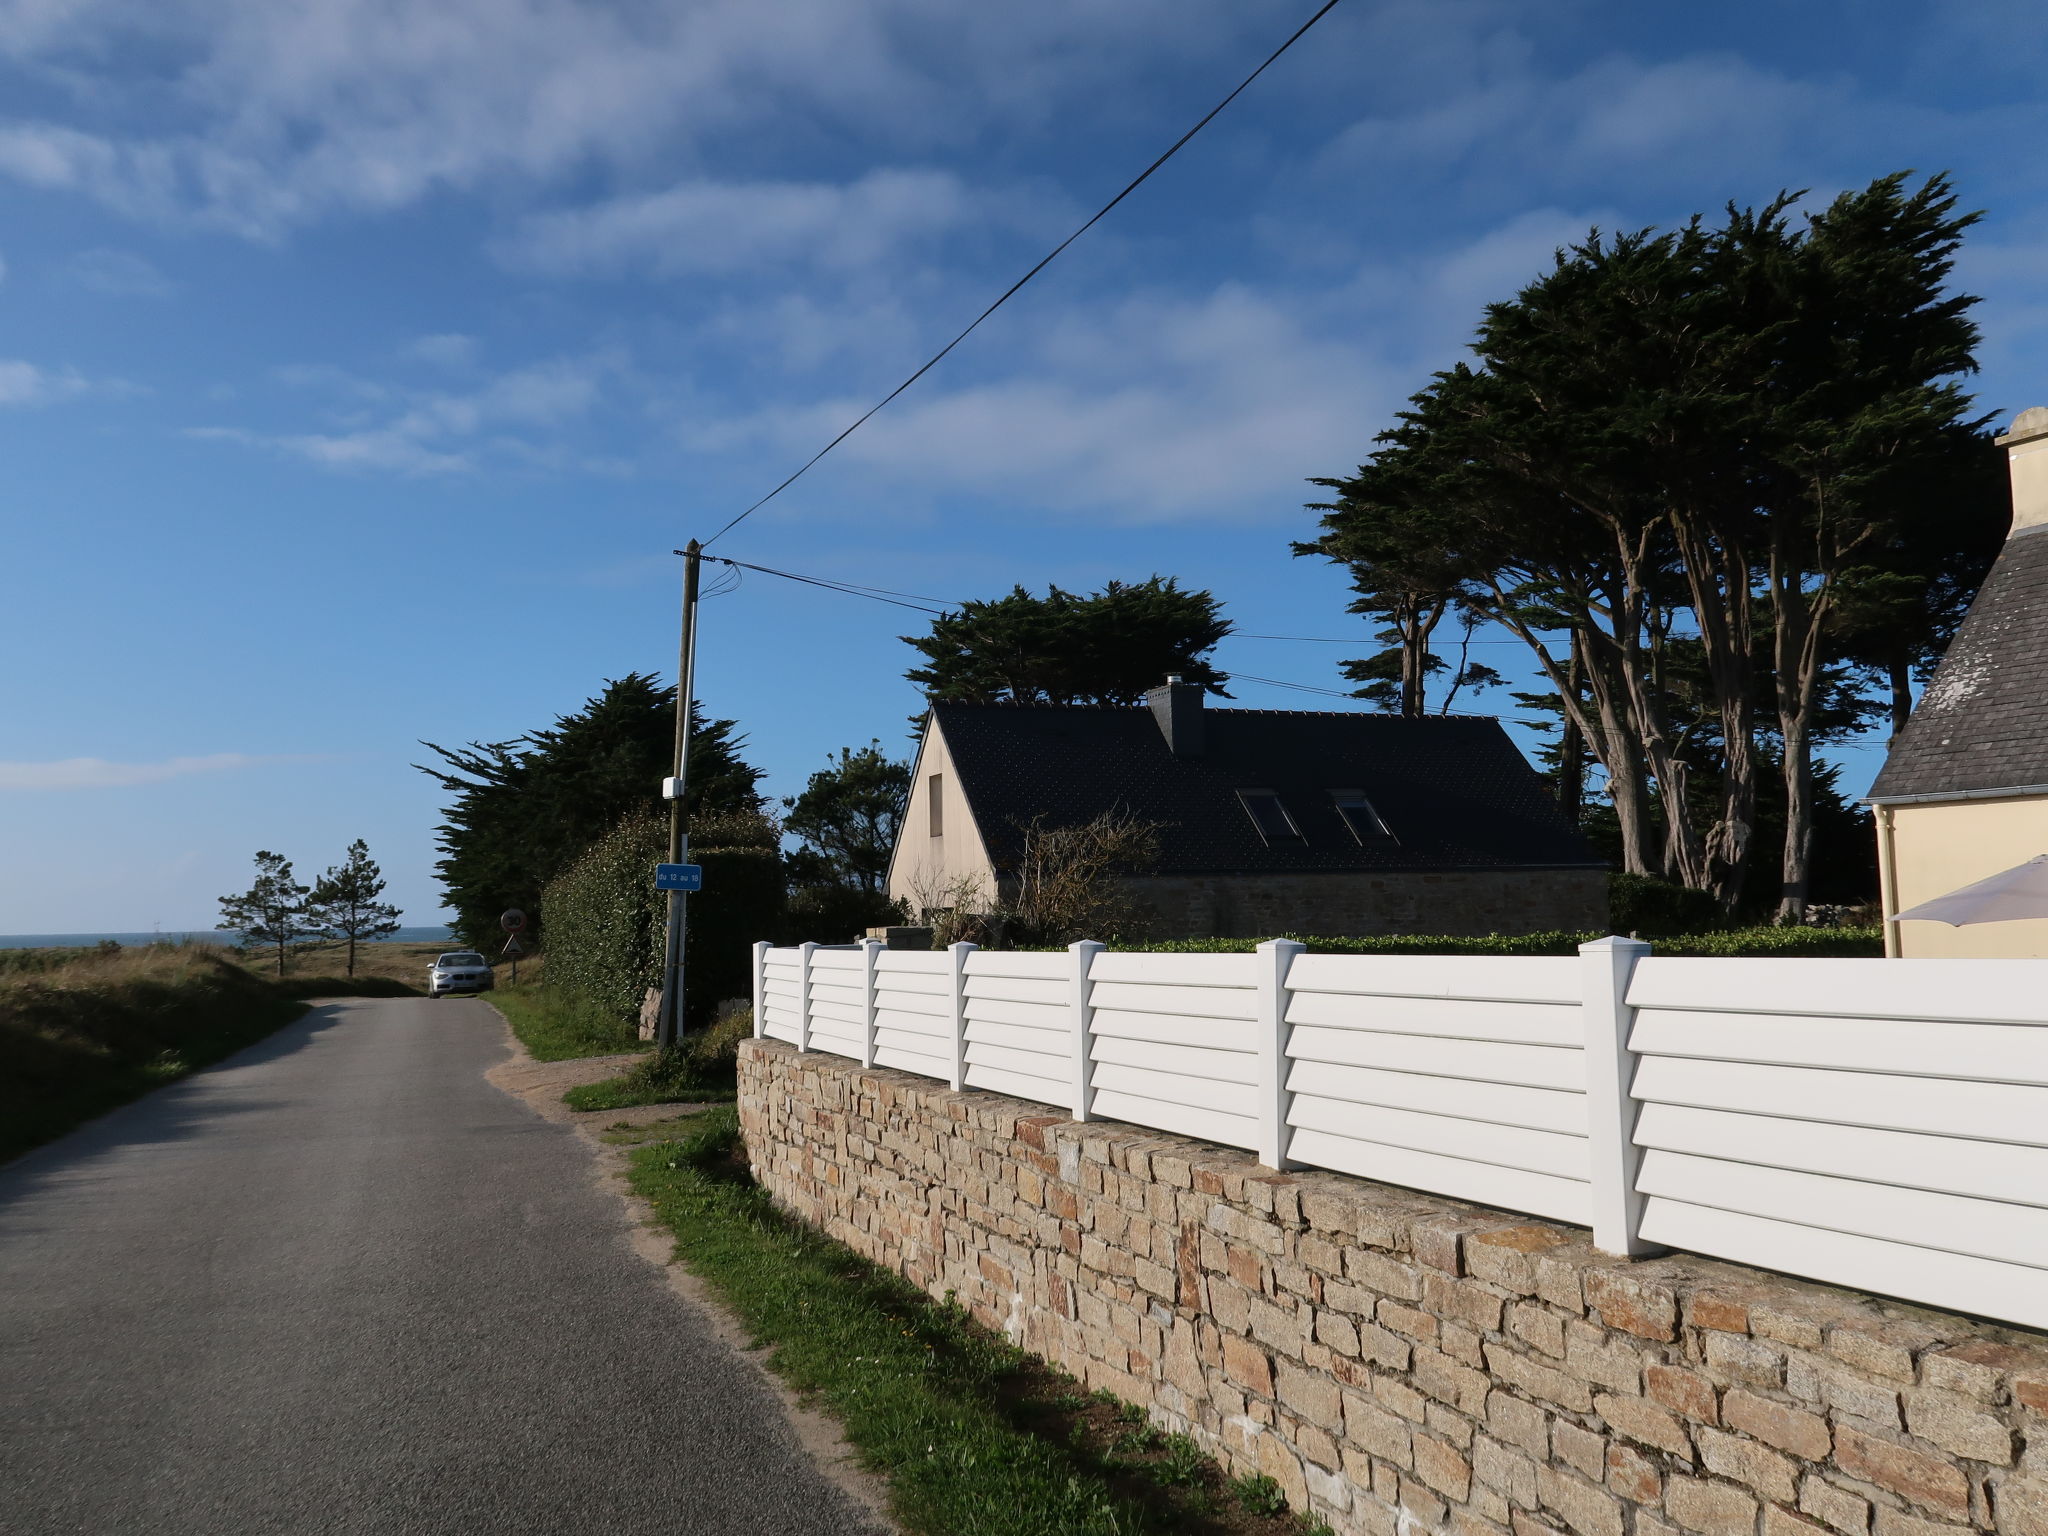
[560,1011,750,1110]
[419,673,764,948]
[217,850,317,979]
[1231,1475,1289,1517]
[1608,873,1728,936]
[904,578,1231,710]
[538,806,785,1030]
[0,947,308,1161]
[783,743,914,942]
[1094,928,1883,957]
[307,838,402,977]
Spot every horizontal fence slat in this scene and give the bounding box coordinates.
[1088,980,1257,1021]
[809,950,864,972]
[1086,1088,1258,1151]
[1285,1024,1584,1091]
[1087,953,1257,987]
[805,1027,863,1057]
[1630,1057,2048,1147]
[1286,953,1580,1004]
[1089,1033,1259,1087]
[1285,990,1582,1046]
[964,1040,1075,1085]
[1633,1103,2048,1209]
[1284,1059,1586,1134]
[874,971,950,997]
[1089,1062,1257,1119]
[964,952,1070,980]
[1287,1095,1590,1180]
[1287,1128,1591,1225]
[807,998,865,1030]
[1087,1009,1253,1053]
[964,974,1070,1006]
[872,988,949,1019]
[874,1012,948,1044]
[1630,1009,2048,1085]
[763,978,802,1001]
[873,1044,949,1078]
[1635,1150,2048,1270]
[1638,1198,2048,1332]
[1626,957,2048,1023]
[961,1061,1070,1108]
[962,995,1071,1032]
[876,951,952,975]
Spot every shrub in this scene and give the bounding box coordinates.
[1609,872,1729,935]
[1085,927,1884,958]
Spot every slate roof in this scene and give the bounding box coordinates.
[931,702,1603,875]
[1869,526,2048,801]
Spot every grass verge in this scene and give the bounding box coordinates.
[0,944,324,1162]
[560,1010,752,1110]
[626,1106,1332,1536]
[488,982,642,1061]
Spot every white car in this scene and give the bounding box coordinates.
[428,951,495,997]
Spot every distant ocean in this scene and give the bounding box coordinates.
[0,925,456,950]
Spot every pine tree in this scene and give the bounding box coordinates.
[309,840,403,977]
[219,851,315,980]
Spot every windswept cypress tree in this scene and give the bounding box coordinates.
[419,673,762,948]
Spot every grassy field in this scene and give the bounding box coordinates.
[624,1107,1332,1536]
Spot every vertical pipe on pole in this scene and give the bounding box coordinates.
[859,938,883,1069]
[750,940,770,1040]
[1581,935,1658,1256]
[945,941,976,1092]
[1068,939,1104,1121]
[657,541,703,1049]
[796,941,817,1055]
[1254,939,1305,1170]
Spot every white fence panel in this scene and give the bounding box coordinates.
[747,940,2048,1333]
[1627,956,2048,1330]
[1282,954,1590,1224]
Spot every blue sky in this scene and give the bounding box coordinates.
[5,0,2048,933]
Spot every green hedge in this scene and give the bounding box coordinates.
[540,808,787,1028]
[1091,926,1884,958]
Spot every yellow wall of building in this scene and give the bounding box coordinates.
[885,719,997,915]
[1880,795,2048,957]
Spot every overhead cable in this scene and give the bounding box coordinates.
[699,0,1348,549]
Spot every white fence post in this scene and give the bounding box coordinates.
[859,938,882,1069]
[946,941,976,1091]
[1255,939,1306,1170]
[750,940,770,1039]
[1069,939,1105,1121]
[796,941,817,1054]
[1581,935,1658,1256]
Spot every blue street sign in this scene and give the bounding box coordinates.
[654,863,703,892]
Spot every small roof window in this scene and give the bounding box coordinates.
[1236,789,1302,843]
[1331,790,1395,844]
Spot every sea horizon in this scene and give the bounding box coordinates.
[0,925,457,950]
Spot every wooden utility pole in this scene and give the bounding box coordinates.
[656,541,703,1048]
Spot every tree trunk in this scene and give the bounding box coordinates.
[1780,711,1815,924]
[1555,643,1587,818]
[1887,651,1914,740]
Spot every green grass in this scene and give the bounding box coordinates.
[0,946,312,1162]
[562,1051,737,1111]
[625,1106,1322,1536]
[488,982,642,1061]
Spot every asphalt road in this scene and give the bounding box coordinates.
[0,996,884,1536]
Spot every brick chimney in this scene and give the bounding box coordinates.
[1145,674,1204,757]
[1998,406,2048,537]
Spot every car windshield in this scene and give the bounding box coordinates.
[437,953,487,968]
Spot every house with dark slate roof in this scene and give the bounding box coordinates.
[1869,405,2048,957]
[886,678,1608,939]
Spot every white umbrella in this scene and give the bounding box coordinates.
[1891,855,2048,925]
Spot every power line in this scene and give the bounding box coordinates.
[701,0,1348,549]
[1238,632,1530,645]
[1227,671,1358,699]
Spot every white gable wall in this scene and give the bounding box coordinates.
[886,716,997,917]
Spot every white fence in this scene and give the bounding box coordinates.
[751,938,2048,1332]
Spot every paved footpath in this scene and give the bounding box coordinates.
[0,996,885,1535]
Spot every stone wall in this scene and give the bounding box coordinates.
[1124,868,1610,940]
[739,1039,2048,1536]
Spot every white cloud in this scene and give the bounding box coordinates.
[191,348,621,475]
[499,168,991,278]
[404,333,478,370]
[64,246,174,295]
[0,754,281,791]
[0,358,91,404]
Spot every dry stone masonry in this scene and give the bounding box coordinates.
[739,1039,2048,1536]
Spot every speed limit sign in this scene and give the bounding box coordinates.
[500,909,527,933]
